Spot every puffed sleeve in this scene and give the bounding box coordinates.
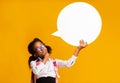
[56,55,77,68]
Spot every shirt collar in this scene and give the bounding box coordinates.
[38,57,51,61]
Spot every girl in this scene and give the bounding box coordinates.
[28,38,87,83]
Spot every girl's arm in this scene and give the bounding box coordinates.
[56,40,87,68]
[74,40,87,57]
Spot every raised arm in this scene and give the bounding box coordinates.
[56,40,87,68]
[74,40,87,57]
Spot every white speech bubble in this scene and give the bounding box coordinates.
[52,2,102,46]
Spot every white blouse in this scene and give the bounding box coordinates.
[30,55,77,79]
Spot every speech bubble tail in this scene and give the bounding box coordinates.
[51,31,60,37]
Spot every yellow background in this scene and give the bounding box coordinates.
[0,0,120,83]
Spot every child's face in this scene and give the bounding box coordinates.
[33,41,48,58]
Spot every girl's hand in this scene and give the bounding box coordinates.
[78,40,87,49]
